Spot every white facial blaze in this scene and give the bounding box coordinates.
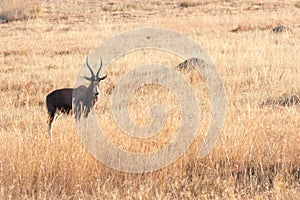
[93,81,99,96]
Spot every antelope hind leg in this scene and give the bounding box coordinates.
[47,113,55,139]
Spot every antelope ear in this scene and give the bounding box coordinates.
[84,76,92,81]
[99,74,107,81]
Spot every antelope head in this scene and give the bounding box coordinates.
[84,57,107,99]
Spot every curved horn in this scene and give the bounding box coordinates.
[86,56,95,77]
[96,57,103,78]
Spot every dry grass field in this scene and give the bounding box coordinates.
[0,0,300,199]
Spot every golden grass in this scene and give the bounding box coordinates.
[0,0,299,199]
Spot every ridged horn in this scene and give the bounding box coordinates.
[86,56,95,77]
[96,57,103,78]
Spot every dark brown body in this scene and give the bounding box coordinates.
[46,88,73,119]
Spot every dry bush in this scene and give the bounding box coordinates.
[0,0,41,22]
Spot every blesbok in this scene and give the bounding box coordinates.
[46,56,107,138]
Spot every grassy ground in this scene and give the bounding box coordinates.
[0,0,299,199]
